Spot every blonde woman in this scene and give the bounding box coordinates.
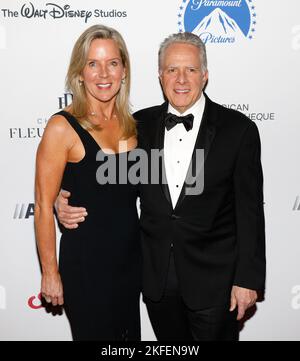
[35,25,141,340]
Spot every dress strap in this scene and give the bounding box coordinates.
[54,110,99,154]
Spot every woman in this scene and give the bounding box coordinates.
[34,25,141,340]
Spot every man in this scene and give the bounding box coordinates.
[56,32,266,341]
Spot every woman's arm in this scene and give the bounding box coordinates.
[34,115,72,306]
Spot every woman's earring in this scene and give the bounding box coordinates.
[121,78,125,84]
[79,80,84,86]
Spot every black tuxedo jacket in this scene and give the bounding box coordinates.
[134,94,266,310]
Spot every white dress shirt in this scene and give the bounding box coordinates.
[164,93,206,208]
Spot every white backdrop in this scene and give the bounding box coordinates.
[0,0,299,341]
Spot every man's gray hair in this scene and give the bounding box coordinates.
[158,32,207,73]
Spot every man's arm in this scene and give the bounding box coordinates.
[55,190,88,229]
[231,120,266,319]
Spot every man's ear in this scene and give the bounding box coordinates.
[158,69,163,82]
[203,70,209,84]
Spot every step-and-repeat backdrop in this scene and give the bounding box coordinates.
[0,0,299,341]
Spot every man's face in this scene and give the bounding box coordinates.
[159,43,208,114]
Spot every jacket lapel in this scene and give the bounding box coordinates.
[153,103,172,206]
[174,94,217,210]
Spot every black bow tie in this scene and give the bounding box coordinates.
[164,113,194,132]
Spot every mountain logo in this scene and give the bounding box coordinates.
[177,0,257,44]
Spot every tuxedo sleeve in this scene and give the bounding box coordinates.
[233,121,266,290]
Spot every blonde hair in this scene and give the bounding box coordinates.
[65,24,136,139]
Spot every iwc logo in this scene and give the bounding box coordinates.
[177,0,257,44]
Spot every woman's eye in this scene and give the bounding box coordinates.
[88,61,96,67]
[111,61,119,66]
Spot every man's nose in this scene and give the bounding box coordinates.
[176,69,187,83]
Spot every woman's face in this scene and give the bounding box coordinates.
[81,38,125,105]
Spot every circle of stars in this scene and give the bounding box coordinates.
[248,0,257,40]
[177,0,257,40]
[177,0,188,33]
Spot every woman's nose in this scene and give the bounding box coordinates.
[97,64,108,78]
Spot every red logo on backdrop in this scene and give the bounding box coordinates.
[28,292,43,309]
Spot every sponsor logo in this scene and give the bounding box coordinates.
[0,3,127,23]
[28,293,43,309]
[58,93,73,110]
[222,103,276,122]
[9,117,48,139]
[178,0,257,44]
[13,203,34,219]
[8,92,71,140]
[9,125,45,139]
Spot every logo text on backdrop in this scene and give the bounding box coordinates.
[178,0,256,44]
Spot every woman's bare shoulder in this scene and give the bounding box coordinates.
[46,114,72,134]
[41,114,78,149]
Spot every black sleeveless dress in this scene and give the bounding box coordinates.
[57,111,141,341]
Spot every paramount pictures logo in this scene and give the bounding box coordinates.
[178,0,257,44]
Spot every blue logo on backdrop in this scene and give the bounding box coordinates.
[177,0,256,44]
